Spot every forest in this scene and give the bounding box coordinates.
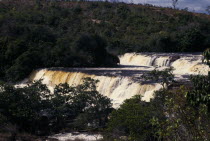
[1,0,210,81]
[0,0,210,140]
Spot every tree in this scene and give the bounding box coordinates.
[203,48,210,66]
[6,51,42,82]
[187,48,210,112]
[186,75,210,112]
[0,80,51,134]
[151,87,210,140]
[179,28,205,52]
[69,78,113,129]
[1,0,210,82]
[73,34,119,67]
[172,0,178,9]
[46,77,113,131]
[107,95,163,140]
[0,77,113,135]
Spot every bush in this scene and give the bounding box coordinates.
[0,78,113,135]
[106,95,163,140]
[151,87,210,140]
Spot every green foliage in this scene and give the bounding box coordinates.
[107,62,210,140]
[187,49,210,112]
[1,1,210,81]
[106,95,163,140]
[73,34,119,67]
[0,80,51,133]
[146,32,176,52]
[51,77,113,130]
[152,87,210,141]
[0,78,113,135]
[0,33,118,81]
[186,75,210,112]
[203,48,210,65]
[179,28,206,52]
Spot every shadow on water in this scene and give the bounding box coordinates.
[46,66,154,83]
[117,65,151,68]
[44,62,194,84]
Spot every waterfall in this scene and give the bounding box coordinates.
[29,69,162,108]
[28,53,209,107]
[119,53,209,75]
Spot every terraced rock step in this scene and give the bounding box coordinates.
[27,53,209,108]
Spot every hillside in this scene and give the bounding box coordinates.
[0,1,210,140]
[1,0,210,81]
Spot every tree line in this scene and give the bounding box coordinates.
[0,78,113,138]
[1,1,210,82]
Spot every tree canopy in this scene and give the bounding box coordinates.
[1,0,210,81]
[0,78,113,135]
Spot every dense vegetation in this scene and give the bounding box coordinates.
[1,0,210,81]
[0,0,210,140]
[0,78,113,138]
[1,67,209,140]
[106,66,210,140]
[105,52,210,140]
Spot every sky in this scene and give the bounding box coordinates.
[123,0,210,14]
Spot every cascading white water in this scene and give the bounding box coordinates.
[119,53,209,75]
[29,69,162,108]
[28,53,209,107]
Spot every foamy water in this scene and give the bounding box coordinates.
[26,53,209,108]
[49,132,103,141]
